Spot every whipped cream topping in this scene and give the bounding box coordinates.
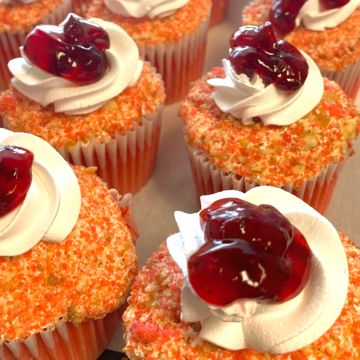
[8,17,143,115]
[104,0,189,19]
[0,129,81,256]
[297,0,360,31]
[207,52,323,126]
[167,187,348,353]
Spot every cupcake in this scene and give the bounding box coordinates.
[243,0,360,100]
[0,128,137,359]
[0,0,71,92]
[123,187,359,359]
[210,0,229,26]
[0,14,165,194]
[86,0,211,104]
[179,22,360,213]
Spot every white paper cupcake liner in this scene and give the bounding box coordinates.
[137,14,210,104]
[0,0,72,91]
[188,147,347,214]
[0,307,122,360]
[210,0,228,26]
[56,105,163,195]
[322,58,360,101]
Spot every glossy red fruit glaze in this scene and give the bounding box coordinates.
[269,0,306,35]
[229,22,308,91]
[321,0,350,10]
[188,198,312,306]
[0,146,33,217]
[23,14,110,85]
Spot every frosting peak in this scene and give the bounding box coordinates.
[0,129,81,256]
[8,17,143,115]
[105,0,189,19]
[208,53,324,126]
[167,187,348,353]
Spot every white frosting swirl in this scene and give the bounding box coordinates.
[207,52,323,126]
[167,187,348,353]
[297,0,360,31]
[8,17,143,115]
[0,129,81,256]
[104,0,189,19]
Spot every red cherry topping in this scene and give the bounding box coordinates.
[270,0,306,35]
[188,198,312,306]
[228,22,308,91]
[321,0,350,10]
[0,146,33,217]
[23,14,110,85]
[270,0,351,35]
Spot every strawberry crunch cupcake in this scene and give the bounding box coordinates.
[0,128,137,359]
[123,187,359,359]
[0,14,165,194]
[243,0,360,99]
[179,22,360,213]
[0,0,71,91]
[86,0,211,104]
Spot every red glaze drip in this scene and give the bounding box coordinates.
[0,146,33,217]
[228,22,308,91]
[270,0,351,35]
[188,198,312,306]
[321,0,350,10]
[23,14,110,85]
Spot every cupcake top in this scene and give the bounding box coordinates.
[86,0,211,44]
[167,187,348,353]
[8,14,144,116]
[0,0,67,32]
[123,189,359,359]
[180,23,360,188]
[0,129,136,342]
[0,15,165,147]
[243,0,360,71]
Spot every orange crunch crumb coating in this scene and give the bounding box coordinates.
[86,0,211,45]
[0,62,165,148]
[0,0,67,32]
[179,69,360,189]
[242,0,360,72]
[123,234,360,359]
[0,166,137,342]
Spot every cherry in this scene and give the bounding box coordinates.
[188,198,312,306]
[269,0,306,35]
[0,146,33,217]
[321,0,350,10]
[276,40,308,90]
[23,14,110,85]
[228,22,308,91]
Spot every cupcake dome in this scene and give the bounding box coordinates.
[242,0,360,99]
[0,0,71,91]
[86,0,212,104]
[179,22,360,213]
[123,189,359,359]
[0,130,137,359]
[0,15,166,194]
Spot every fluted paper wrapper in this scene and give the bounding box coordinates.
[188,147,347,214]
[57,105,163,195]
[0,308,122,360]
[210,0,229,26]
[0,0,71,91]
[322,59,360,101]
[137,15,209,104]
